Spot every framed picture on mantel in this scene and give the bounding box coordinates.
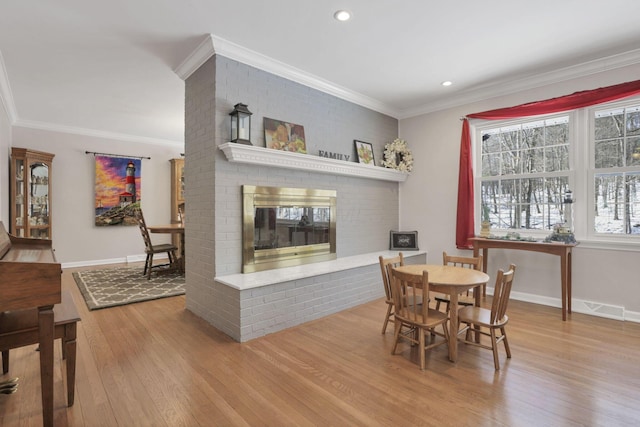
[264,117,307,153]
[354,140,375,166]
[389,230,419,250]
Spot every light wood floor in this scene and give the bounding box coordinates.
[1,266,640,426]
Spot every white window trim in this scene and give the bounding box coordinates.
[584,98,640,249]
[472,104,640,253]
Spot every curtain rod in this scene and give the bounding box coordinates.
[85,151,151,160]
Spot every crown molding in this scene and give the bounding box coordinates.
[175,34,400,118]
[180,36,640,121]
[398,48,640,119]
[174,36,216,80]
[0,50,18,124]
[13,119,183,147]
[176,35,640,122]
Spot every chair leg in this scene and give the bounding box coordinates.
[419,328,426,371]
[382,304,393,334]
[501,327,511,359]
[391,320,402,355]
[143,253,155,278]
[2,350,8,374]
[465,324,473,341]
[442,321,450,344]
[64,323,77,407]
[142,254,149,276]
[490,328,500,370]
[146,253,154,280]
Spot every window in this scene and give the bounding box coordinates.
[475,96,640,243]
[591,103,640,235]
[478,115,570,232]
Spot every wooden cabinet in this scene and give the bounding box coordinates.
[170,158,185,248]
[10,147,55,239]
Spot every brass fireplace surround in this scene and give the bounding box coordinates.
[242,185,336,273]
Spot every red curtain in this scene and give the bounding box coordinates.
[456,119,475,249]
[456,79,640,249]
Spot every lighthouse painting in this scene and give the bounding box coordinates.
[94,156,142,226]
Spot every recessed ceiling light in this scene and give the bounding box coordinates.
[334,10,351,21]
[441,81,453,87]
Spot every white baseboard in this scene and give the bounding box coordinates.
[61,254,169,269]
[126,254,146,263]
[62,257,127,269]
[489,288,635,323]
[623,310,640,322]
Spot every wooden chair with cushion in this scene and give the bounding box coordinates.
[457,264,516,370]
[434,251,483,312]
[134,208,178,280]
[378,252,404,334]
[390,267,450,370]
[0,290,80,406]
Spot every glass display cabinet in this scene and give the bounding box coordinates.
[170,157,185,249]
[10,147,55,239]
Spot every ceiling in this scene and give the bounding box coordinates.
[1,1,640,146]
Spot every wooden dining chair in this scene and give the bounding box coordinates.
[390,267,450,370]
[457,264,516,370]
[133,208,178,279]
[434,251,483,312]
[378,253,404,334]
[0,290,80,406]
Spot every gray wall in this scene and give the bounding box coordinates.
[185,55,401,326]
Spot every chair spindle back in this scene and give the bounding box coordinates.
[490,264,516,324]
[134,208,153,251]
[390,268,430,324]
[379,253,404,301]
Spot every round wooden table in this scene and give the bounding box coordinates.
[393,264,489,362]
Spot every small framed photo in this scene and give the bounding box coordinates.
[354,140,375,166]
[389,231,419,250]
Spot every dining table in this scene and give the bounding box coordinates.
[148,223,185,274]
[393,264,490,362]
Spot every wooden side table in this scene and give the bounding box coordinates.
[470,237,577,321]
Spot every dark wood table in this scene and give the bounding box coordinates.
[148,224,185,273]
[393,264,490,362]
[1,222,61,427]
[470,237,577,321]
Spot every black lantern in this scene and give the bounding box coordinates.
[229,103,252,145]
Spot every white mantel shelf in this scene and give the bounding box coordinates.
[219,142,408,182]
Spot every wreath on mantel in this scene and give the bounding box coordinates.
[382,138,413,173]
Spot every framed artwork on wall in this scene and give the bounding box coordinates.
[264,117,307,153]
[389,230,419,250]
[354,140,375,166]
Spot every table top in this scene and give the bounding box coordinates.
[394,264,489,287]
[148,224,184,233]
[470,237,577,248]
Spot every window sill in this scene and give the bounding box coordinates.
[478,231,640,252]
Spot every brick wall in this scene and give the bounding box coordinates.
[185,54,404,340]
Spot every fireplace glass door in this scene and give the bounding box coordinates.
[243,185,336,273]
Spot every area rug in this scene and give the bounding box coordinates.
[73,266,185,310]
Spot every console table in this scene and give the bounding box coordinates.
[470,237,577,321]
